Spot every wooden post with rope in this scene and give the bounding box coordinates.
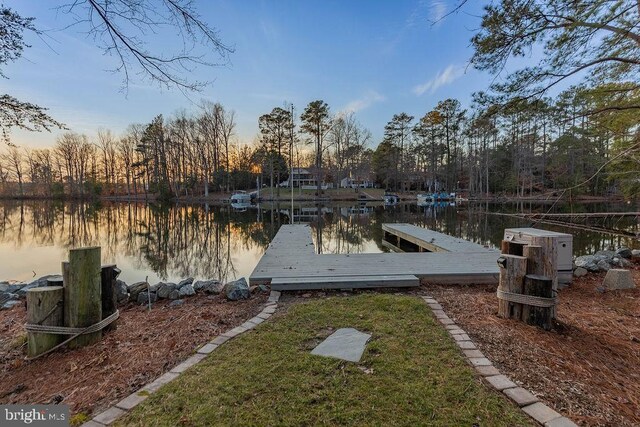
[24,247,122,360]
[26,286,64,358]
[497,254,527,318]
[531,236,558,318]
[497,239,557,329]
[522,245,543,322]
[523,274,553,330]
[65,246,102,348]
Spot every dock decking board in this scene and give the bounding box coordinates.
[270,275,420,290]
[249,224,500,290]
[382,223,497,253]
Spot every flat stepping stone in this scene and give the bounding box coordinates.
[311,328,371,362]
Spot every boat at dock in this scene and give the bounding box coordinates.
[230,191,252,204]
[417,192,456,204]
[383,193,400,205]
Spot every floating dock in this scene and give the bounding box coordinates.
[249,224,500,291]
[382,223,497,253]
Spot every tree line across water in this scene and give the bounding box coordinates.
[0,85,636,200]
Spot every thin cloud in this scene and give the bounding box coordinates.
[259,19,279,42]
[429,1,447,24]
[406,0,447,28]
[341,90,385,114]
[413,65,464,96]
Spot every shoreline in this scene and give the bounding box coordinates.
[0,193,631,204]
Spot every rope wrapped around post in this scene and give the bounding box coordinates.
[24,310,120,361]
[496,290,557,308]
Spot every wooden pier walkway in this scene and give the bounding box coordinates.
[382,223,497,253]
[249,224,500,291]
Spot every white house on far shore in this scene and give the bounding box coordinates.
[279,168,333,189]
[340,177,374,189]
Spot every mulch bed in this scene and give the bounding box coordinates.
[428,261,640,427]
[0,293,267,419]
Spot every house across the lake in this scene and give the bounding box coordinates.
[279,168,333,189]
[279,168,316,188]
[340,176,374,189]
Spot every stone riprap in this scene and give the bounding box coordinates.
[1,275,63,309]
[193,280,223,294]
[574,246,634,274]
[224,277,251,301]
[0,273,238,310]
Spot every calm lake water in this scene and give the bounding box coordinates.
[0,200,638,285]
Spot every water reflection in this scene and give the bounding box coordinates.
[0,200,637,284]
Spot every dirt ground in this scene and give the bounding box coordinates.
[0,293,267,420]
[428,262,640,427]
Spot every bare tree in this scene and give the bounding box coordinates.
[97,129,117,192]
[0,145,25,196]
[1,2,232,141]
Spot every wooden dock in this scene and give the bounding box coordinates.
[382,223,497,253]
[249,224,500,291]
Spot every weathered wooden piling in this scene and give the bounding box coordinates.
[531,236,558,317]
[101,265,120,332]
[497,239,556,330]
[26,286,64,358]
[523,274,553,330]
[521,245,543,321]
[65,247,102,348]
[497,254,527,318]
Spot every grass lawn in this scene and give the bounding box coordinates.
[118,294,533,426]
[257,187,384,200]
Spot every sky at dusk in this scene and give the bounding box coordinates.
[4,0,499,149]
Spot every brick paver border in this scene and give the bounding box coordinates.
[82,290,281,426]
[421,295,577,427]
[83,291,577,427]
